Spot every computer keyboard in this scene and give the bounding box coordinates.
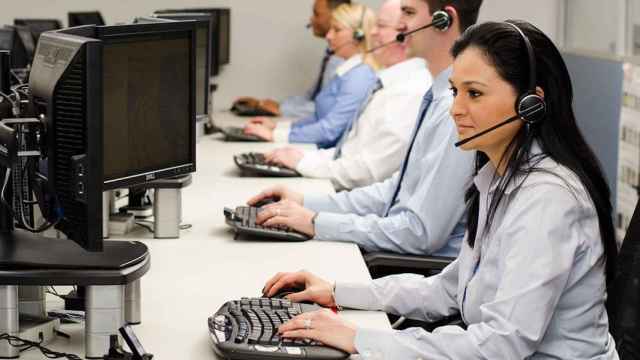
[222,126,265,142]
[234,153,300,177]
[224,206,310,242]
[208,298,348,359]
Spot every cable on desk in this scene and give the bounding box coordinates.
[0,333,82,359]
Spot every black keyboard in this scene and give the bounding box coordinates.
[224,206,310,242]
[234,153,300,177]
[222,126,265,142]
[208,298,348,360]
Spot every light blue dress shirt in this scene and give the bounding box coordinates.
[335,150,619,360]
[304,67,475,256]
[280,54,344,119]
[288,55,377,149]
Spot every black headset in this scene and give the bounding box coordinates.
[504,21,546,124]
[432,10,453,31]
[352,6,366,42]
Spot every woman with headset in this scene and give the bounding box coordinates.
[261,21,619,359]
[244,3,378,149]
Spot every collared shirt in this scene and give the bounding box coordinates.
[279,54,343,119]
[335,151,619,360]
[295,58,432,191]
[287,54,377,149]
[304,66,475,256]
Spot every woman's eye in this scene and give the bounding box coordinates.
[468,90,482,98]
[449,87,458,97]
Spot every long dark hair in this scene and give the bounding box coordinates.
[450,21,617,290]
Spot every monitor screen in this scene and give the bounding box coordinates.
[217,9,230,65]
[101,32,193,187]
[68,12,105,27]
[151,14,211,116]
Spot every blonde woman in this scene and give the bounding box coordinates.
[245,3,378,149]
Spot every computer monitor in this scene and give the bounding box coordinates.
[13,18,62,44]
[0,26,30,69]
[68,11,106,27]
[155,8,230,75]
[141,14,211,117]
[28,21,197,250]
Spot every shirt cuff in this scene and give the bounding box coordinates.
[354,328,397,360]
[311,212,351,241]
[334,282,377,310]
[296,150,334,177]
[303,193,336,213]
[273,123,290,143]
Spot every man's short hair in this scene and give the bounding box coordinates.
[328,0,352,10]
[424,0,483,32]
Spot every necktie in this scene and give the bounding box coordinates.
[310,49,332,100]
[384,88,434,216]
[333,79,384,160]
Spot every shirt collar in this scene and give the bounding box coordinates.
[377,57,427,88]
[336,54,363,77]
[473,141,545,195]
[431,65,453,99]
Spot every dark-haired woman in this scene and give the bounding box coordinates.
[260,20,619,359]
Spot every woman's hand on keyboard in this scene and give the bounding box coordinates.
[244,123,273,141]
[257,200,316,237]
[248,116,277,130]
[265,147,304,169]
[263,270,335,307]
[279,308,358,354]
[248,185,303,207]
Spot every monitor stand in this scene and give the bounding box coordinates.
[0,230,150,359]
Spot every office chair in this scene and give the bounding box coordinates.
[610,199,640,359]
[363,251,454,279]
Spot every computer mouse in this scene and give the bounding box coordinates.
[253,197,279,208]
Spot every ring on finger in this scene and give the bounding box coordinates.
[303,319,312,330]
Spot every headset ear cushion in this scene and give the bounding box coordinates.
[517,92,546,124]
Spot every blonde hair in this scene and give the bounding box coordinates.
[332,3,379,70]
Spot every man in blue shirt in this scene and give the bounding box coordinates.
[249,0,483,257]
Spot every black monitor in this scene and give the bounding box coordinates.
[140,14,211,117]
[155,8,230,75]
[29,21,197,251]
[0,26,30,69]
[68,11,106,27]
[13,18,62,45]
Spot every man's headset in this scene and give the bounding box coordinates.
[367,9,452,53]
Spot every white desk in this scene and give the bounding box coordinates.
[18,136,390,359]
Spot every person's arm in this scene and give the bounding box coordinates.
[288,67,376,148]
[336,255,461,321]
[280,95,316,119]
[303,173,399,215]
[344,185,591,359]
[296,91,421,190]
[308,106,474,254]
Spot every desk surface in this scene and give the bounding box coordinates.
[18,133,389,359]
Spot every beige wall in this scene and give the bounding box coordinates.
[0,0,560,108]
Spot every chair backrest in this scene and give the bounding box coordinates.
[610,199,640,359]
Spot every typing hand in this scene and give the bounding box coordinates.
[256,200,316,237]
[233,96,259,108]
[248,116,277,130]
[265,147,304,169]
[258,99,281,116]
[262,270,335,306]
[279,309,358,354]
[244,123,274,141]
[247,185,303,207]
